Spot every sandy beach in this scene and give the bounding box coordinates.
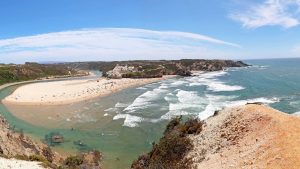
[2,76,174,105]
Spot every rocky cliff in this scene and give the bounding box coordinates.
[78,59,249,78]
[132,104,300,169]
[0,115,102,169]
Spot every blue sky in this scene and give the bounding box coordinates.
[1,0,300,63]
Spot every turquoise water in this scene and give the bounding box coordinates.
[1,58,300,168]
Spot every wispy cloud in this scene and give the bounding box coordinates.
[230,0,300,29]
[0,28,240,63]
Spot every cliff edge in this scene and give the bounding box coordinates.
[132,104,300,169]
[188,104,300,169]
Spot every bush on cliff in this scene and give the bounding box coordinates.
[131,117,204,169]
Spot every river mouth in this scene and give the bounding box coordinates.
[0,81,170,169]
[2,59,300,168]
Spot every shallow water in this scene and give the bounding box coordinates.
[1,58,300,168]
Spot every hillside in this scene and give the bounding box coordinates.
[0,114,102,169]
[132,104,300,169]
[64,59,249,78]
[0,62,85,85]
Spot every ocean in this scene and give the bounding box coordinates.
[0,58,300,168]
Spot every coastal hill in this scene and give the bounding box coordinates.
[132,104,300,169]
[0,62,85,85]
[64,59,248,78]
[0,59,248,85]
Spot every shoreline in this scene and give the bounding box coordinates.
[0,72,92,91]
[2,75,176,106]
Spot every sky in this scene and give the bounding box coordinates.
[1,0,300,63]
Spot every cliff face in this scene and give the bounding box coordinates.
[0,115,102,169]
[0,115,50,159]
[188,104,300,169]
[132,104,300,169]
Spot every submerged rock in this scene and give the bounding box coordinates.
[51,134,64,143]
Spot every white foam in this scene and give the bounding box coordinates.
[198,94,235,120]
[170,80,187,86]
[161,111,190,120]
[186,71,245,92]
[115,102,130,108]
[293,111,300,115]
[207,82,245,92]
[158,84,169,89]
[199,71,228,78]
[176,90,205,104]
[168,90,207,111]
[188,82,202,86]
[137,87,147,90]
[124,88,168,113]
[104,107,118,112]
[72,114,97,122]
[252,65,269,70]
[113,114,143,127]
[198,95,280,120]
[103,113,110,117]
[227,97,280,107]
[162,90,207,120]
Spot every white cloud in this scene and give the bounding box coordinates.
[0,28,240,63]
[230,0,300,28]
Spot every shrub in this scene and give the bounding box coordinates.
[132,117,204,169]
[64,155,84,168]
[42,146,54,163]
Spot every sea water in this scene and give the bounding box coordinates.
[1,58,300,168]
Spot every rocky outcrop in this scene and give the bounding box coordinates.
[0,115,103,168]
[132,104,300,169]
[0,115,49,158]
[187,104,300,169]
[100,60,248,78]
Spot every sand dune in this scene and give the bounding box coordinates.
[3,76,174,105]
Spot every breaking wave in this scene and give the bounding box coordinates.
[186,71,245,92]
[198,96,280,120]
[113,114,144,127]
[123,88,168,113]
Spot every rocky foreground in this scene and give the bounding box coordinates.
[132,104,300,169]
[0,115,102,169]
[188,104,300,169]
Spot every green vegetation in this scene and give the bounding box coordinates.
[61,151,102,169]
[131,117,204,169]
[14,154,54,168]
[0,62,80,85]
[81,59,248,79]
[63,155,84,168]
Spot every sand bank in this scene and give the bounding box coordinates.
[2,76,174,105]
